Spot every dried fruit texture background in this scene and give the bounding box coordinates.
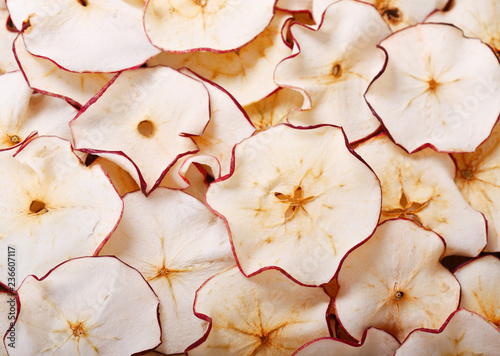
[0,0,499,355]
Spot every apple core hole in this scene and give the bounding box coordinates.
[395,291,404,300]
[77,0,88,6]
[10,135,20,144]
[332,64,342,78]
[138,120,155,137]
[30,200,46,214]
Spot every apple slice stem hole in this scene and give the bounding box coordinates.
[137,120,155,137]
[30,200,47,214]
[77,0,88,7]
[332,64,342,78]
[394,291,404,300]
[10,135,20,144]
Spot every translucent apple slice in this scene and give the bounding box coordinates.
[99,188,235,354]
[144,0,275,52]
[426,0,500,56]
[274,0,390,143]
[7,0,160,73]
[355,134,487,257]
[336,219,460,342]
[0,136,123,284]
[71,66,210,194]
[188,266,330,355]
[13,35,114,107]
[454,255,500,329]
[0,8,18,74]
[146,11,293,106]
[394,309,500,355]
[293,327,400,356]
[365,23,500,153]
[206,124,381,286]
[5,256,160,355]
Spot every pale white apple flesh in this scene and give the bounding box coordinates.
[0,287,16,356]
[0,8,18,74]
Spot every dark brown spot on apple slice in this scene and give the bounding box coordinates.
[383,8,401,24]
[394,291,404,300]
[9,135,20,144]
[30,200,48,214]
[137,120,155,137]
[443,0,455,12]
[460,169,474,180]
[77,0,88,6]
[332,64,342,78]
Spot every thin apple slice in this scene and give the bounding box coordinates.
[355,134,487,257]
[206,124,381,286]
[99,188,235,354]
[160,153,219,191]
[365,23,500,153]
[0,285,17,356]
[13,35,114,107]
[89,157,139,197]
[394,309,500,355]
[274,0,390,143]
[71,66,210,194]
[188,266,330,355]
[0,136,123,284]
[336,219,460,342]
[0,8,18,74]
[144,0,275,53]
[454,255,500,329]
[7,0,160,72]
[293,327,400,356]
[6,256,160,355]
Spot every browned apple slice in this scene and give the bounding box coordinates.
[5,257,161,355]
[188,266,331,355]
[335,219,460,342]
[206,124,381,286]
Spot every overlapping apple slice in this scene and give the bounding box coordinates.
[206,124,381,286]
[7,0,160,72]
[365,23,500,153]
[99,188,235,354]
[13,35,114,107]
[147,11,293,107]
[89,157,139,197]
[454,255,500,329]
[0,285,16,356]
[394,309,500,355]
[188,266,330,355]
[355,134,487,257]
[335,219,460,342]
[0,7,18,74]
[0,136,123,284]
[274,0,390,143]
[277,0,312,13]
[71,66,211,194]
[144,0,275,53]
[6,256,161,355]
[293,327,400,356]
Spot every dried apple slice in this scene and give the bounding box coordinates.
[144,0,275,52]
[0,8,17,74]
[274,0,390,143]
[6,256,160,355]
[71,66,210,194]
[147,11,293,106]
[99,188,235,354]
[355,134,487,257]
[206,124,381,286]
[188,266,330,355]
[89,157,139,197]
[394,309,500,355]
[0,285,16,355]
[365,23,500,153]
[13,35,114,107]
[335,219,460,342]
[277,0,312,13]
[454,255,500,328]
[0,136,123,284]
[293,327,400,356]
[7,0,160,72]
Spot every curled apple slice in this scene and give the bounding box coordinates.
[7,0,160,72]
[274,0,390,143]
[335,219,460,342]
[395,309,500,355]
[365,23,500,153]
[188,266,330,355]
[0,8,17,74]
[6,256,160,355]
[100,188,235,354]
[206,124,381,286]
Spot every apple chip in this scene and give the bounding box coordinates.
[394,309,500,355]
[89,157,139,197]
[7,0,160,72]
[454,255,500,328]
[274,0,390,143]
[147,11,293,107]
[6,256,160,355]
[355,134,487,257]
[188,266,330,355]
[293,327,400,356]
[0,136,123,284]
[277,0,312,13]
[335,219,460,342]
[71,66,210,194]
[365,23,500,153]
[0,8,17,74]
[99,188,235,354]
[144,0,275,53]
[206,124,381,286]
[0,286,16,356]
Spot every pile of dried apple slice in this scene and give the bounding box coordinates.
[0,0,499,355]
